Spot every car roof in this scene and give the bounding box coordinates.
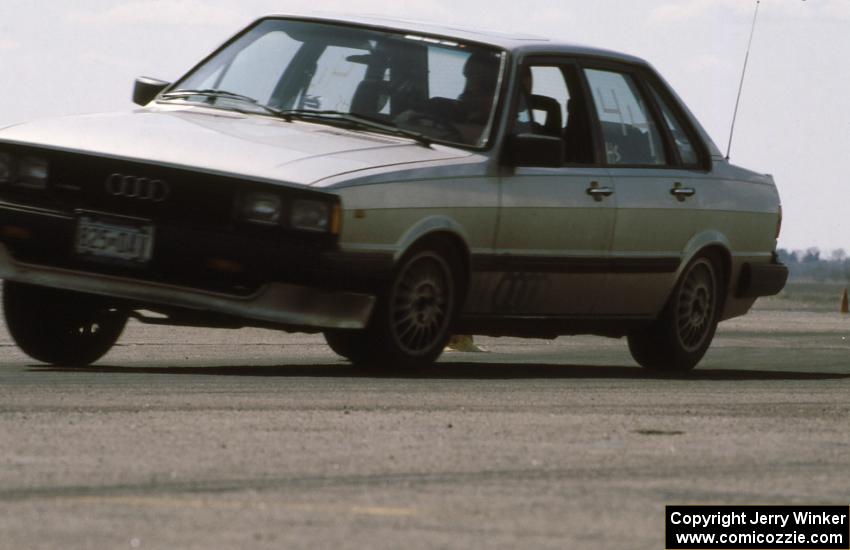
[268,13,649,66]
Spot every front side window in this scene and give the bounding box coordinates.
[166,19,506,148]
[510,63,595,164]
[584,68,666,166]
[521,66,569,135]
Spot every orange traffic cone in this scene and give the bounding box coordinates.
[841,288,849,314]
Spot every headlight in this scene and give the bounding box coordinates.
[239,192,281,225]
[16,156,49,189]
[0,152,13,184]
[0,153,49,189]
[291,199,331,232]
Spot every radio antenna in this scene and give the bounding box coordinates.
[726,0,761,160]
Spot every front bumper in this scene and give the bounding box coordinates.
[0,243,375,330]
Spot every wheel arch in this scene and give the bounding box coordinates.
[677,231,733,298]
[393,216,472,291]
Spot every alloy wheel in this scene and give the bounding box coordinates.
[674,259,717,353]
[389,252,454,356]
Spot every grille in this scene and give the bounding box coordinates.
[0,145,339,294]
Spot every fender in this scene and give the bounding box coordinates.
[658,230,734,311]
[394,215,471,262]
[676,230,733,281]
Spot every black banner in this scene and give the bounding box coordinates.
[666,506,849,549]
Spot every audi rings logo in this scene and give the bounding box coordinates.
[105,173,170,202]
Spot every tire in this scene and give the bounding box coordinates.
[3,281,128,366]
[323,329,371,363]
[627,254,724,372]
[344,243,464,370]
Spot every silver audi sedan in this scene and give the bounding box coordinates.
[0,15,787,371]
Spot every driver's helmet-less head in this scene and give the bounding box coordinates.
[462,52,500,91]
[459,53,499,123]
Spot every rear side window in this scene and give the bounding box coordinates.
[648,86,700,166]
[584,68,666,166]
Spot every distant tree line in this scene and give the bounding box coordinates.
[777,248,850,281]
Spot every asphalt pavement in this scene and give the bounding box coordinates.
[1,308,848,549]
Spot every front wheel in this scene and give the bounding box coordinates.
[323,329,371,363]
[344,245,463,370]
[627,254,723,372]
[3,282,128,366]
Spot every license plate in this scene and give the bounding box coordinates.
[75,216,154,263]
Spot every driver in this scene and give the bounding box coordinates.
[456,52,500,124]
[393,51,499,142]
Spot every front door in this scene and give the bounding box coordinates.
[490,62,616,316]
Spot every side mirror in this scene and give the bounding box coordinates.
[504,133,564,168]
[132,77,171,106]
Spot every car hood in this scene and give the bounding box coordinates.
[0,106,469,187]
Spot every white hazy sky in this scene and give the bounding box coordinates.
[1,0,847,252]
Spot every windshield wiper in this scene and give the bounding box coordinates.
[159,95,433,147]
[277,109,432,148]
[159,89,281,116]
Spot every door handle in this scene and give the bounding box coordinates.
[586,181,614,202]
[670,182,696,202]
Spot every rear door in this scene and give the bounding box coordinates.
[582,64,711,316]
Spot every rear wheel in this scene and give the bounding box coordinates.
[3,282,127,366]
[627,254,723,372]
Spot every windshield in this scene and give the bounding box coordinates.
[167,19,506,148]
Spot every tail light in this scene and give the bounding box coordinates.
[776,205,782,239]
